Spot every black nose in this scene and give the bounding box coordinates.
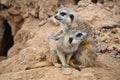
[54,16,58,19]
[69,37,73,44]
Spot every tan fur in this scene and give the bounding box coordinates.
[54,7,98,68]
[72,37,96,68]
[25,8,98,70]
[25,61,53,70]
[25,30,87,70]
[55,30,87,67]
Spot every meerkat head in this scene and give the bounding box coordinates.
[54,8,77,26]
[64,30,88,46]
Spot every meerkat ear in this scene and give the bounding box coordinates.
[70,14,74,21]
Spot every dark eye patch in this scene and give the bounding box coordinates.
[69,37,73,44]
[76,33,82,37]
[70,14,74,21]
[60,12,67,16]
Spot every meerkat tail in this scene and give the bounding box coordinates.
[69,59,81,68]
[25,61,53,70]
[69,59,81,71]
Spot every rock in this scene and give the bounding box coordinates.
[49,16,60,26]
[1,0,11,7]
[116,54,120,59]
[110,50,118,56]
[0,56,7,61]
[8,8,21,16]
[0,0,120,80]
[30,9,38,18]
[61,68,72,75]
[116,47,120,52]
[99,44,107,53]
[78,1,90,7]
[13,15,23,23]
[107,46,114,51]
[39,20,47,27]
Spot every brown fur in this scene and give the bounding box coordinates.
[54,7,98,68]
[25,8,98,70]
[71,37,97,68]
[25,29,87,70]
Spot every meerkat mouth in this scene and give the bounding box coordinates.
[56,18,62,21]
[54,16,63,21]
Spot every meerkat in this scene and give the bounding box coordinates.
[53,7,98,68]
[55,30,88,67]
[25,30,88,70]
[25,7,98,70]
[54,7,96,37]
[69,37,97,69]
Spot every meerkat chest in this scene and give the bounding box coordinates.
[63,44,79,54]
[56,40,79,54]
[61,23,69,32]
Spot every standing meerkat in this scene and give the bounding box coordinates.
[25,30,88,70]
[54,7,98,68]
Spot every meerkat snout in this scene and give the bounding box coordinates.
[54,15,58,20]
[54,11,67,20]
[54,15,64,21]
[54,10,73,23]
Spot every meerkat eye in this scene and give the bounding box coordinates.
[69,37,73,44]
[76,33,82,37]
[60,12,67,16]
[70,14,74,21]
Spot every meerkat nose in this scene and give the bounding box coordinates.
[54,15,58,19]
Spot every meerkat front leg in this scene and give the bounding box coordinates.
[53,30,63,38]
[53,63,62,68]
[66,53,73,65]
[49,47,62,68]
[53,30,67,40]
[56,50,66,67]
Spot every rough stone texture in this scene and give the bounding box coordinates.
[77,2,120,58]
[0,0,120,80]
[0,54,120,80]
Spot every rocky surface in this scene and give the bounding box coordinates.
[0,0,120,80]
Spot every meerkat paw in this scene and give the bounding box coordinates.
[78,65,85,69]
[75,67,81,71]
[63,64,71,68]
[74,65,83,71]
[74,65,85,71]
[54,63,62,68]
